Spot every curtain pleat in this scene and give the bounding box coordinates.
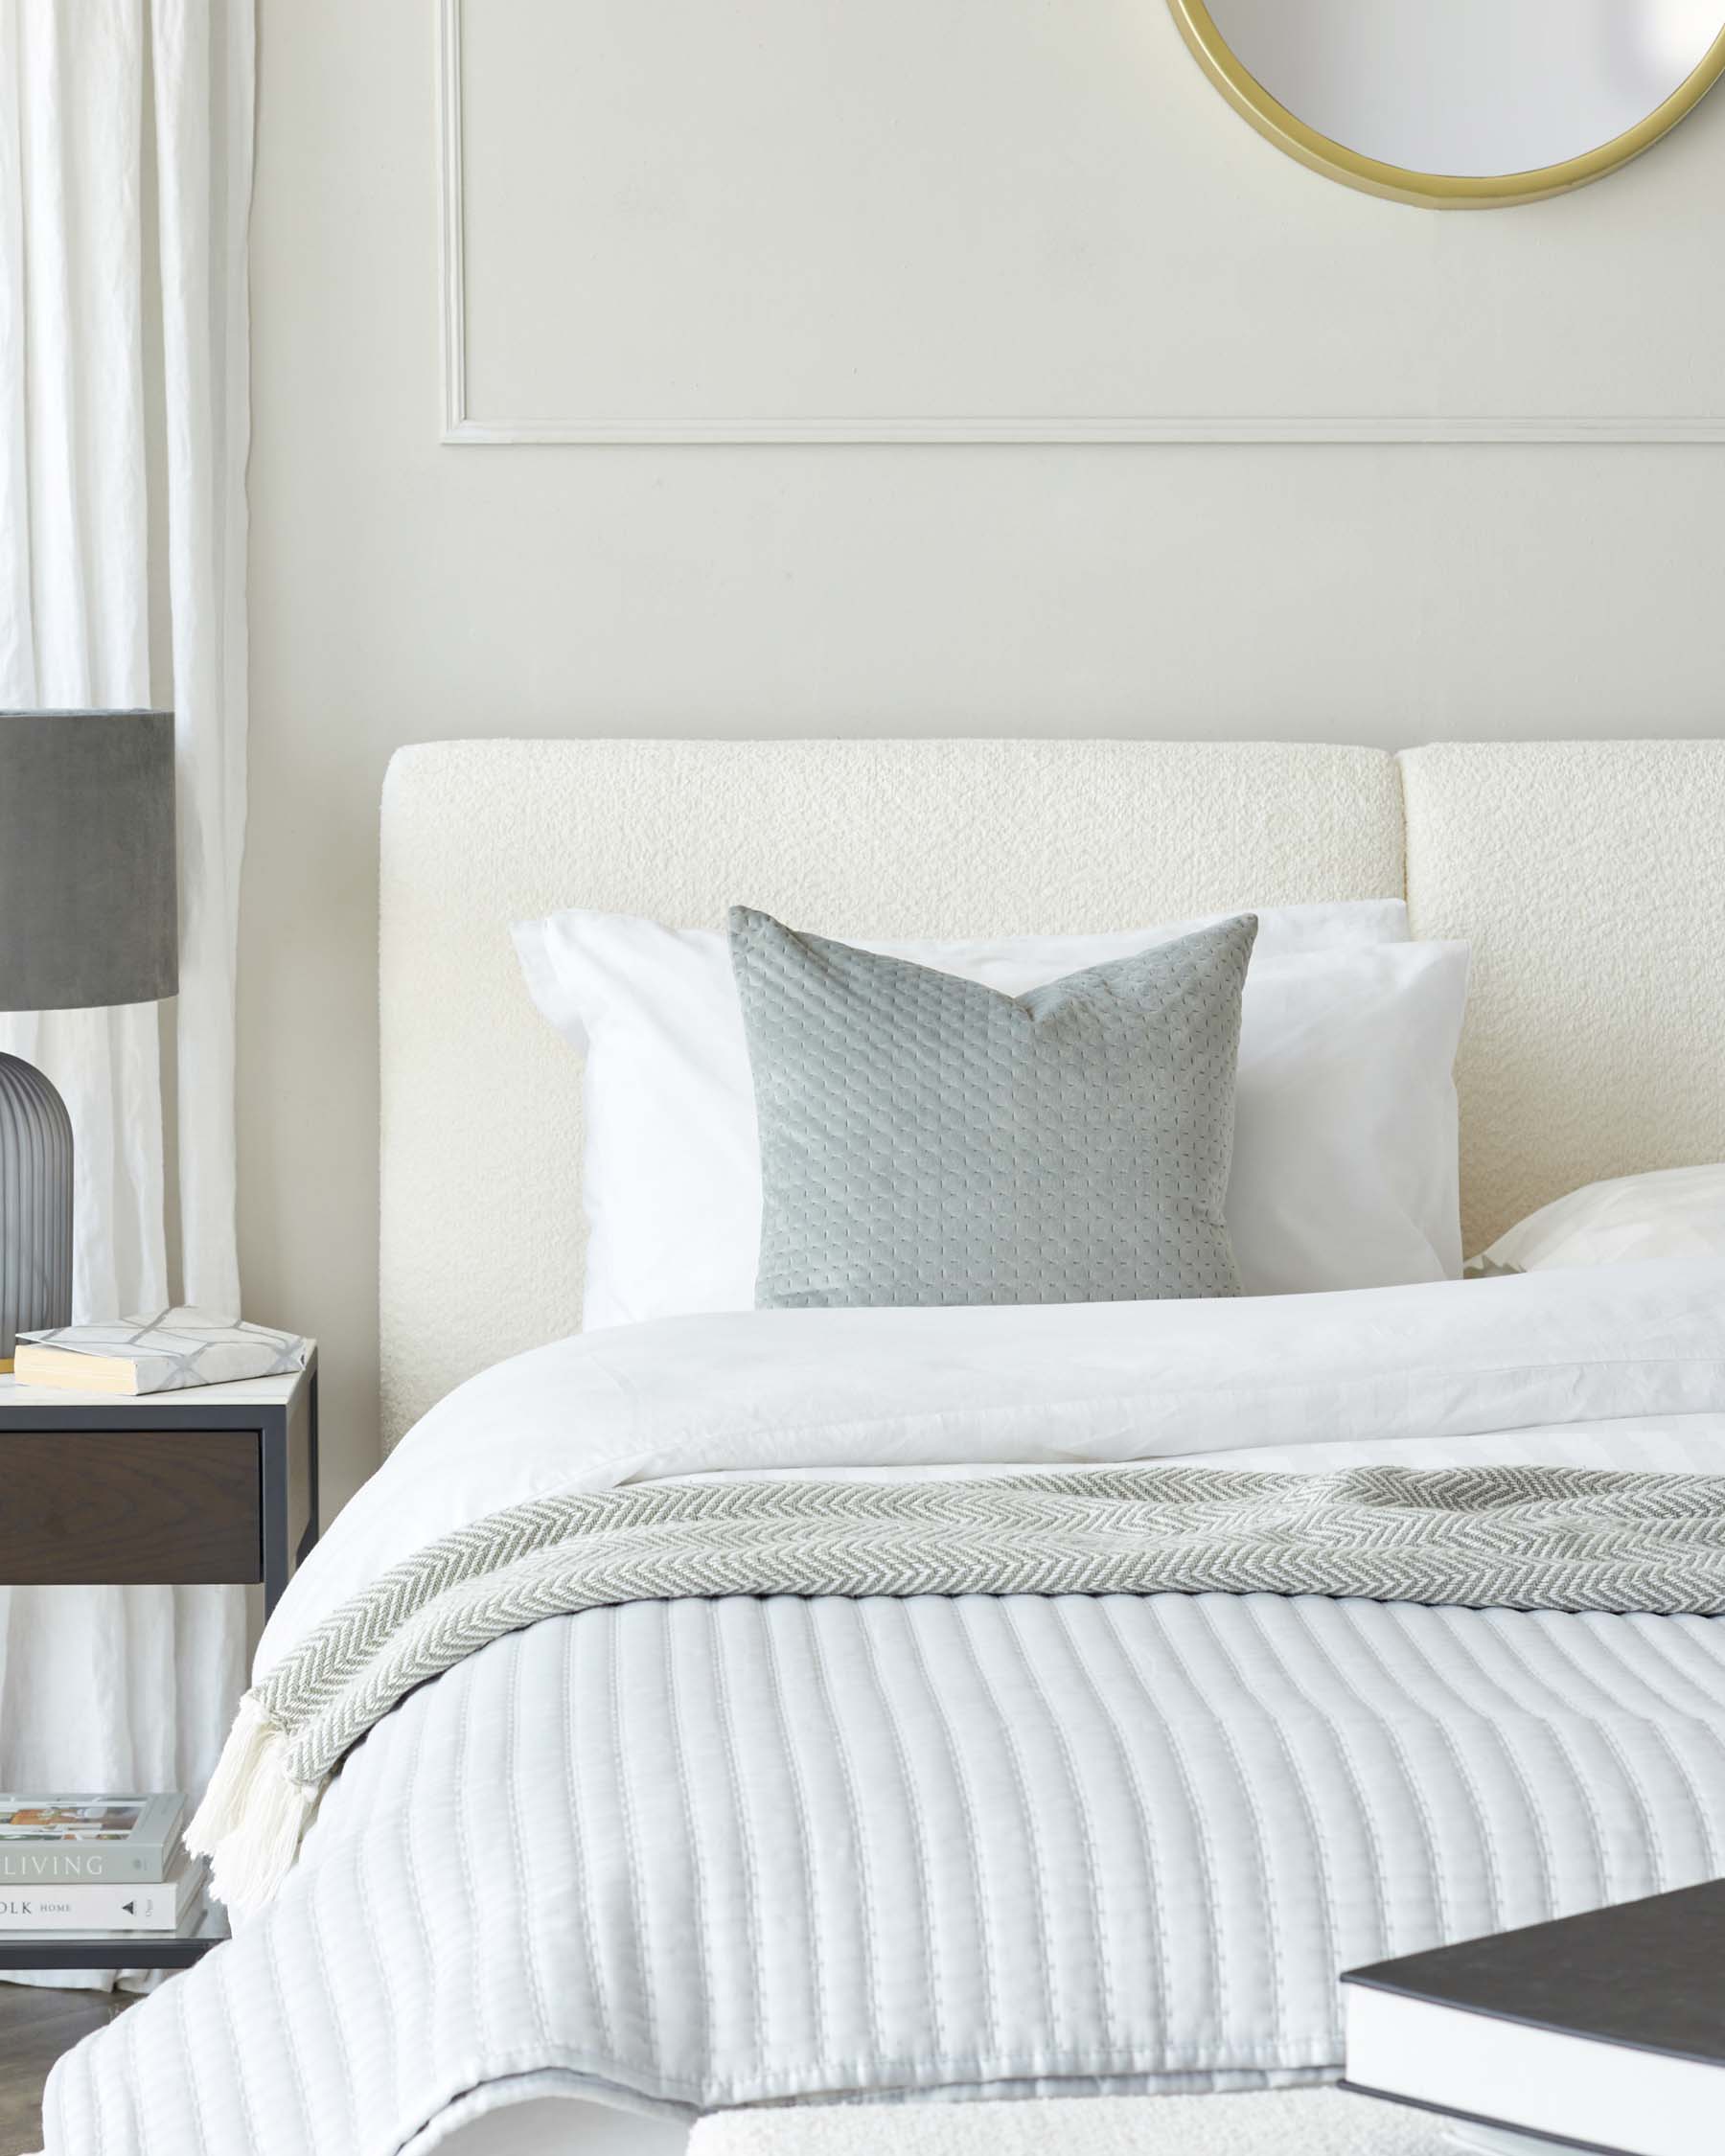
[151,0,251,1318]
[0,0,253,1989]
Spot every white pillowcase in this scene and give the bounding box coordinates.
[1469,1164,1725,1274]
[513,901,1469,1328]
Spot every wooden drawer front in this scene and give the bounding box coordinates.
[0,1433,261,1586]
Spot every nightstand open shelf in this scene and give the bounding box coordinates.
[0,1353,318,1975]
[0,1901,229,1971]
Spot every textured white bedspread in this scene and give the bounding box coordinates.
[43,1265,1725,2155]
[47,1548,1725,2150]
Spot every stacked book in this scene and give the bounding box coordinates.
[1342,1879,1725,2156]
[0,1794,205,1933]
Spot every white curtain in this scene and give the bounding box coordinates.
[0,0,254,1975]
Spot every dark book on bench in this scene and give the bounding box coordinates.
[1341,1878,1725,2156]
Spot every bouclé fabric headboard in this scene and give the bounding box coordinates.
[1399,739,1725,1261]
[380,734,1724,1452]
[379,739,1402,1446]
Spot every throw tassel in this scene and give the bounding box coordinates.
[185,1694,319,1925]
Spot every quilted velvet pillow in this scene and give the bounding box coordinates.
[728,906,1257,1310]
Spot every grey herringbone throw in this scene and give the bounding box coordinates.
[280,1462,1725,1778]
[192,1463,1725,1913]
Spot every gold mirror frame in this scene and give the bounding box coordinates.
[1167,0,1725,208]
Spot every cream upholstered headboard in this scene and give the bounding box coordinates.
[379,735,1725,1451]
[379,739,1402,1445]
[1401,740,1725,1262]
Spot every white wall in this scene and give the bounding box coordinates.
[243,0,1725,1515]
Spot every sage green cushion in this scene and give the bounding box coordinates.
[729,906,1257,1310]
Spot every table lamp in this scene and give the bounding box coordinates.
[0,711,178,1368]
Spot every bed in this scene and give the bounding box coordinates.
[41,736,1725,2156]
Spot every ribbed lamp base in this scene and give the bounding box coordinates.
[0,1051,74,1365]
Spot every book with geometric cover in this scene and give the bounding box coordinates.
[1342,1879,1725,2156]
[11,1309,308,1395]
[0,1795,186,1884]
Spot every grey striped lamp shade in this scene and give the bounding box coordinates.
[0,710,178,1361]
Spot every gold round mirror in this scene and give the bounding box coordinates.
[1168,0,1725,207]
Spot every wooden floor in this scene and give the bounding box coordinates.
[0,1984,131,2156]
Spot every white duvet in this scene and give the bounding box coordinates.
[47,1261,1725,2155]
[262,1258,1725,1674]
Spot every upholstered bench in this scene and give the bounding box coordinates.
[689,2091,1461,2156]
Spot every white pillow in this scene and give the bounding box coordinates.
[1468,1164,1725,1274]
[513,902,1469,1327]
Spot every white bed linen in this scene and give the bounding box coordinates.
[1472,1163,1725,1273]
[512,902,1468,1324]
[260,1258,1725,1676]
[48,1262,1725,2156]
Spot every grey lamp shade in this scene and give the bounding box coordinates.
[0,710,177,1360]
[0,709,178,1012]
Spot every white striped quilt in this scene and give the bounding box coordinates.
[46,1578,1725,2150]
[43,1263,1725,2153]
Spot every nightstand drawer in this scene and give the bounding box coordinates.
[0,1431,262,1585]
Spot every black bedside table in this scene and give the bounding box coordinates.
[0,1351,318,1971]
[0,1350,317,1617]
